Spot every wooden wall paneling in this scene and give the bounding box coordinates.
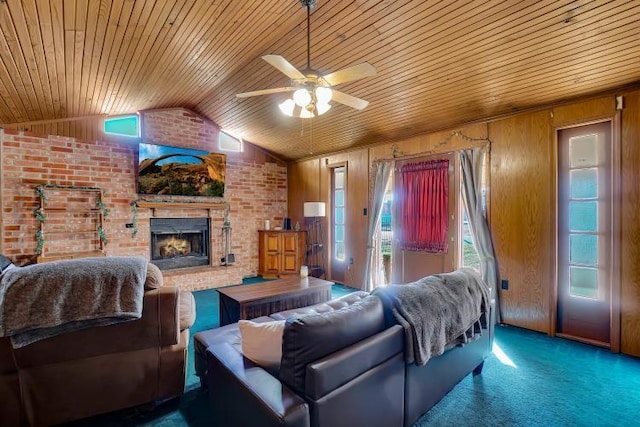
[489,111,552,333]
[288,158,321,228]
[552,96,615,128]
[368,123,488,162]
[620,89,640,357]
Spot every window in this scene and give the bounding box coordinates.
[459,187,486,269]
[104,115,139,137]
[333,166,346,261]
[460,209,480,269]
[219,130,243,152]
[379,187,393,284]
[398,159,449,252]
[565,133,603,299]
[458,152,487,270]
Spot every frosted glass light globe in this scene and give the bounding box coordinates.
[316,102,331,115]
[278,99,295,116]
[315,86,333,104]
[293,89,312,107]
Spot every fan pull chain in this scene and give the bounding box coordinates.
[310,117,313,154]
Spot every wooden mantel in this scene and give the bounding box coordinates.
[136,201,228,217]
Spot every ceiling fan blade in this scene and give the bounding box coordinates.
[262,55,306,80]
[236,87,295,98]
[321,63,376,86]
[331,90,369,110]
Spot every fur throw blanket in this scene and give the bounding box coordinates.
[373,268,490,366]
[0,256,148,348]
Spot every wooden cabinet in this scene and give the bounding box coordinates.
[258,230,306,278]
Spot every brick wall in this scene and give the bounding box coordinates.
[0,108,287,291]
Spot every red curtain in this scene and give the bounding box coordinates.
[399,159,449,252]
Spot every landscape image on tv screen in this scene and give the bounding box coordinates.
[138,143,226,197]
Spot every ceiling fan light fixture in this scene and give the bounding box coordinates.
[293,88,312,107]
[235,0,374,117]
[315,86,332,104]
[279,99,296,116]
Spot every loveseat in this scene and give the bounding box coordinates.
[194,270,494,427]
[0,257,196,426]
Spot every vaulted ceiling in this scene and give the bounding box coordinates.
[0,0,639,161]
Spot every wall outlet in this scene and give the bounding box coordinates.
[501,279,509,290]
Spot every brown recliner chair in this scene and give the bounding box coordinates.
[0,261,196,426]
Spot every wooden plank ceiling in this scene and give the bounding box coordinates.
[0,0,639,161]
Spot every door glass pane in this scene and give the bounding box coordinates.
[335,207,344,225]
[335,242,345,261]
[335,170,344,188]
[570,168,598,199]
[569,201,597,232]
[569,134,598,167]
[569,266,598,298]
[333,167,346,262]
[570,234,597,266]
[335,189,344,207]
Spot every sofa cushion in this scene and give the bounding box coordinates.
[280,295,386,394]
[238,319,286,369]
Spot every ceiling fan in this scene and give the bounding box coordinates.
[236,0,376,118]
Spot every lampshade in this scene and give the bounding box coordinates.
[293,88,312,107]
[303,201,326,217]
[278,99,295,116]
[316,102,331,115]
[315,86,332,104]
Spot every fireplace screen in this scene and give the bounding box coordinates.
[150,217,210,270]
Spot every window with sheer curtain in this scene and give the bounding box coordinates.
[398,159,449,253]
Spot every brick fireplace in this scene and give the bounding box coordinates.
[0,108,288,292]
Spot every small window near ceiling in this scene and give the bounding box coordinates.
[104,115,139,137]
[219,131,243,152]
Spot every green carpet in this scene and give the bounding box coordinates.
[66,280,640,426]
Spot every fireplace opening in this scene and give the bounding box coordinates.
[150,217,210,270]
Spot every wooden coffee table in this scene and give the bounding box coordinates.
[218,276,334,326]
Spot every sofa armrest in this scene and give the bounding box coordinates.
[304,325,403,399]
[151,286,182,347]
[12,286,182,368]
[206,343,309,427]
[179,291,196,331]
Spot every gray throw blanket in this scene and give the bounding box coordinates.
[0,256,147,348]
[372,268,489,366]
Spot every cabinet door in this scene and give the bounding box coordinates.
[263,233,281,276]
[280,233,300,274]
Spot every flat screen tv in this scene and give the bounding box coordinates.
[138,142,226,197]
